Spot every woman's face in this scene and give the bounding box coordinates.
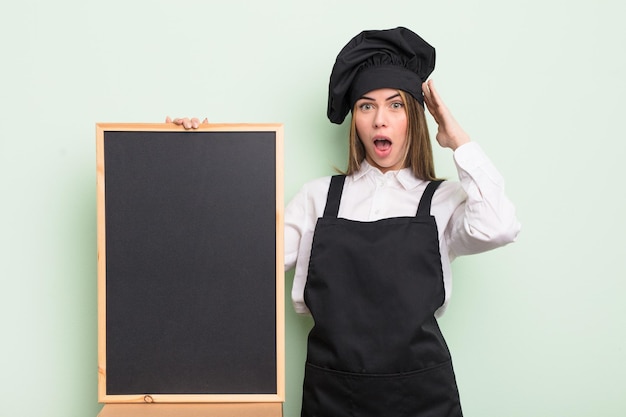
[354,88,408,173]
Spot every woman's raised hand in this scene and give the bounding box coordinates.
[165,116,208,129]
[422,80,470,151]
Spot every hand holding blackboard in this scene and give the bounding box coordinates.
[165,116,208,129]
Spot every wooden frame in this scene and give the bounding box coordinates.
[96,123,284,414]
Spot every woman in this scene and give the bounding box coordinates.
[171,26,520,417]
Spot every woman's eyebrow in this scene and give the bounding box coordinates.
[358,93,401,101]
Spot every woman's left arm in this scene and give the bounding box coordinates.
[422,80,470,151]
[423,80,521,257]
[445,143,521,257]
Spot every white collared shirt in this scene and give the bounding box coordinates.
[285,142,521,316]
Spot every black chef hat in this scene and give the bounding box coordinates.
[327,27,436,124]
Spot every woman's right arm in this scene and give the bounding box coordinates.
[165,116,208,129]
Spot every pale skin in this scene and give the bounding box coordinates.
[165,116,208,129]
[354,88,409,173]
[166,79,470,166]
[421,79,470,151]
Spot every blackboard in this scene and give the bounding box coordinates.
[96,123,284,404]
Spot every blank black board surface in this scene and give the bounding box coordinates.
[96,124,284,404]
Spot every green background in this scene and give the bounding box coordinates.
[1,1,624,416]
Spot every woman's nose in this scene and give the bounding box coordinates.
[373,109,387,127]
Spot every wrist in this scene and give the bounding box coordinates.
[449,135,470,151]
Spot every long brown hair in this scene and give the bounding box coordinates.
[343,90,439,181]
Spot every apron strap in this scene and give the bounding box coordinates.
[324,176,443,218]
[416,180,445,216]
[323,175,346,218]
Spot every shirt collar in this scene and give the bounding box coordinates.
[353,160,424,190]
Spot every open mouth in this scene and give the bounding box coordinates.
[374,138,392,151]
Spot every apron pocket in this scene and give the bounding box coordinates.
[302,361,462,417]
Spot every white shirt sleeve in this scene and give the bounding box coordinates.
[444,142,521,259]
[284,177,331,314]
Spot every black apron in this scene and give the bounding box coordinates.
[302,175,463,417]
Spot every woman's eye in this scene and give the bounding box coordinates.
[359,103,373,111]
[390,102,404,109]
